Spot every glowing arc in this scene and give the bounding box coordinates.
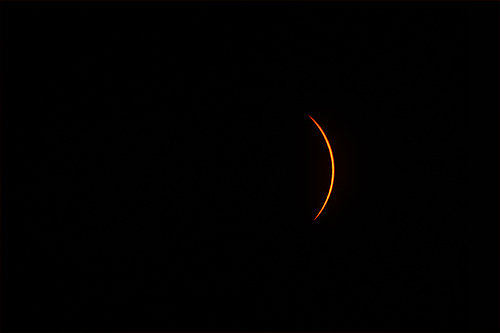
[309,115,335,220]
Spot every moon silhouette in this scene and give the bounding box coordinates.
[309,115,335,220]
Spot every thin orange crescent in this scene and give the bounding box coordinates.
[309,115,335,220]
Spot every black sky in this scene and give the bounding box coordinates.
[2,3,493,333]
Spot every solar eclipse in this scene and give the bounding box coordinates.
[309,115,335,220]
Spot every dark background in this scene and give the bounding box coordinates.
[1,3,492,332]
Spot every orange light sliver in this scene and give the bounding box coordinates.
[309,115,335,220]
